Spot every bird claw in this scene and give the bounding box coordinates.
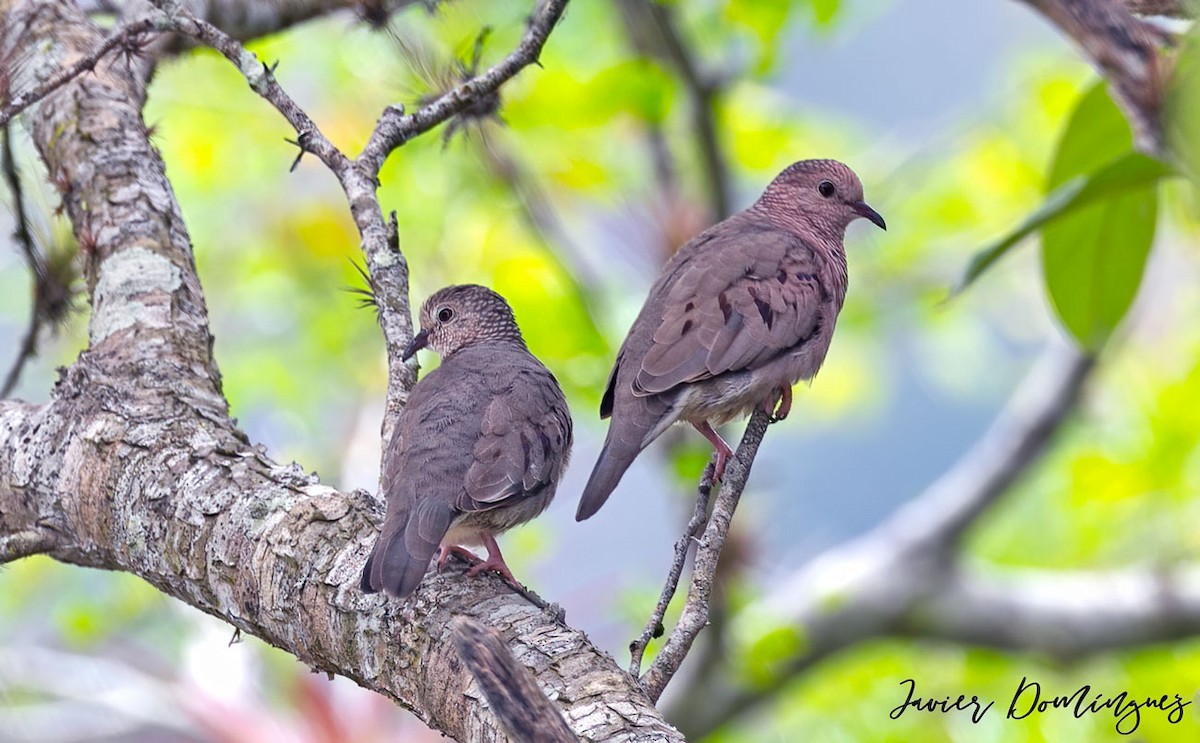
[764,385,793,424]
[465,557,520,588]
[436,544,481,572]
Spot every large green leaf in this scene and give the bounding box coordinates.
[953,152,1172,294]
[1041,185,1157,349]
[1046,81,1135,188]
[955,82,1167,349]
[1041,83,1160,349]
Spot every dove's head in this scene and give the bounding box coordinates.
[404,284,524,360]
[756,159,886,239]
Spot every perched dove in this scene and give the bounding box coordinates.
[576,159,884,521]
[361,285,573,598]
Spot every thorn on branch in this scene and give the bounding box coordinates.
[345,258,381,316]
[0,18,159,128]
[284,131,315,172]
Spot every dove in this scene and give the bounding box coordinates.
[576,159,884,521]
[361,284,573,598]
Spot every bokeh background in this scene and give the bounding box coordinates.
[3,0,1200,740]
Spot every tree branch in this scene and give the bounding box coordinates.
[668,342,1101,736]
[615,0,731,221]
[0,18,157,128]
[358,0,570,173]
[0,1,684,739]
[640,409,772,703]
[1017,0,1170,156]
[162,9,417,445]
[628,466,715,678]
[1126,0,1191,17]
[901,564,1200,656]
[450,617,579,742]
[1,125,40,398]
[0,396,680,740]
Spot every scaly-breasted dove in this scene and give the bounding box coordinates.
[576,159,884,521]
[361,285,573,598]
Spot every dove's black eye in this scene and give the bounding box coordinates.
[817,180,836,198]
[437,307,455,323]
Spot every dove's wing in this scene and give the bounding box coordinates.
[632,224,828,396]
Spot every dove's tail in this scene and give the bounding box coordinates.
[576,429,643,521]
[361,500,454,598]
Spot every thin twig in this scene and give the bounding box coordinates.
[0,19,158,128]
[163,15,351,176]
[628,461,716,677]
[640,408,772,703]
[668,342,1099,735]
[615,0,731,220]
[359,0,570,172]
[1,125,42,398]
[450,617,579,742]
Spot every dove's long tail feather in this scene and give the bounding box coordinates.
[576,430,643,521]
[361,500,454,598]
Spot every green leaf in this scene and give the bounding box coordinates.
[953,152,1173,294]
[1041,175,1158,349]
[1040,82,1159,349]
[1047,81,1135,189]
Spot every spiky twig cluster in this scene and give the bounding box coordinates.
[1,126,80,398]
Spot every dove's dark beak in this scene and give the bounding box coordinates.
[852,201,886,230]
[402,329,429,361]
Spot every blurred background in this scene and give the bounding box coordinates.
[3,0,1200,740]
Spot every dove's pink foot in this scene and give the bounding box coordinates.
[436,544,481,571]
[464,534,520,587]
[436,538,520,587]
[692,421,733,481]
[762,385,792,422]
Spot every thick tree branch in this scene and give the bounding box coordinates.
[0,1,684,739]
[0,18,157,127]
[0,396,680,740]
[451,617,579,742]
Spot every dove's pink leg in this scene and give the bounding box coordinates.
[692,421,733,481]
[762,385,792,422]
[465,534,520,587]
[437,544,482,571]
